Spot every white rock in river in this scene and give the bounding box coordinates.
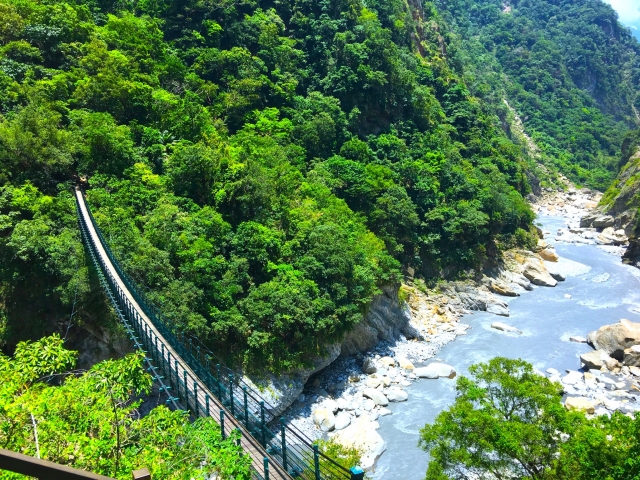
[334,411,351,431]
[491,322,522,334]
[378,408,392,416]
[562,371,583,385]
[366,377,381,388]
[397,356,415,371]
[386,388,408,402]
[414,363,457,379]
[570,335,587,343]
[379,356,395,367]
[330,416,386,471]
[312,408,336,432]
[487,302,510,317]
[362,398,375,411]
[363,388,389,406]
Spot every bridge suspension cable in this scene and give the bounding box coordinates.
[75,188,359,480]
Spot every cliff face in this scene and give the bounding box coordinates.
[601,145,640,266]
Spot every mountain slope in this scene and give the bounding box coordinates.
[436,0,640,190]
[0,0,536,369]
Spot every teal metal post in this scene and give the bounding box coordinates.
[313,444,320,480]
[263,457,269,480]
[260,401,266,447]
[220,409,225,439]
[280,417,287,472]
[194,381,199,416]
[229,374,235,416]
[183,370,187,407]
[216,364,221,398]
[206,394,210,416]
[243,386,249,426]
[236,429,241,447]
[350,466,365,480]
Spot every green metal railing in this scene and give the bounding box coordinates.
[75,191,356,480]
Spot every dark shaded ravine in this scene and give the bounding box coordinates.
[371,216,640,479]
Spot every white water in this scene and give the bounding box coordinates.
[370,216,640,479]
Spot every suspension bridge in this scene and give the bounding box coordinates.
[75,188,363,480]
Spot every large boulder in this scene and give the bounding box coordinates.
[330,416,386,470]
[539,249,559,262]
[488,280,519,297]
[334,412,351,431]
[597,227,628,246]
[523,259,558,287]
[312,408,336,432]
[414,363,456,379]
[592,215,615,229]
[363,388,389,406]
[587,319,640,360]
[623,345,640,367]
[386,388,408,402]
[565,397,595,414]
[580,350,611,370]
[579,213,598,228]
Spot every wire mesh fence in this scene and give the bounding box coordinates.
[75,191,354,480]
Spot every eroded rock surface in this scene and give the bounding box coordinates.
[587,319,640,360]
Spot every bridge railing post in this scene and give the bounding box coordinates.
[229,374,235,417]
[194,381,199,417]
[280,417,287,472]
[243,386,248,427]
[260,401,266,447]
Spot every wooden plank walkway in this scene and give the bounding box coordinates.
[76,188,291,480]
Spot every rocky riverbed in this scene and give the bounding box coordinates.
[279,183,640,475]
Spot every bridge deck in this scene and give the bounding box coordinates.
[76,188,291,480]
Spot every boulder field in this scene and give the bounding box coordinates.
[556,319,640,417]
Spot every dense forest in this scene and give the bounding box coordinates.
[436,0,640,190]
[1,0,640,477]
[0,0,538,371]
[0,0,637,376]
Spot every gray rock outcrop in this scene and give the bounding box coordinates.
[243,342,341,417]
[341,285,419,356]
